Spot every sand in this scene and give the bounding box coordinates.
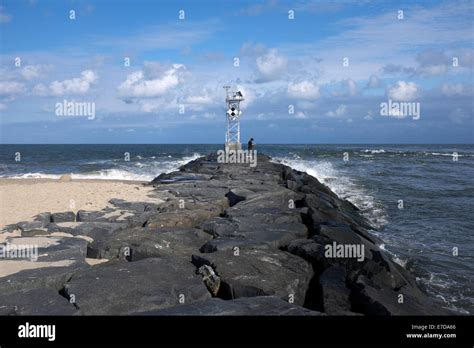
[0,178,159,229]
[0,178,161,276]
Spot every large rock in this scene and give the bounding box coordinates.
[225,188,256,206]
[319,265,352,315]
[0,288,76,315]
[145,209,220,228]
[351,275,449,315]
[137,296,323,316]
[47,222,126,240]
[192,249,312,306]
[51,212,76,223]
[87,227,212,261]
[62,258,211,315]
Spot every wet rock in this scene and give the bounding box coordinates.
[351,275,448,315]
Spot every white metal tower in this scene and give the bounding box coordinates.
[223,86,244,151]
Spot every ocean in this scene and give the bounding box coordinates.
[0,144,473,314]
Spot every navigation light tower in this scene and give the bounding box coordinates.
[223,86,244,151]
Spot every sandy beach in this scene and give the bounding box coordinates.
[0,177,158,230]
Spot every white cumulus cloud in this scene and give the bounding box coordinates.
[388,81,418,101]
[256,49,287,81]
[118,64,185,98]
[326,104,347,118]
[0,81,25,96]
[19,65,52,81]
[287,80,320,100]
[441,83,466,96]
[34,70,98,96]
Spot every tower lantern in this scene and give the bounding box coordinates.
[223,86,244,151]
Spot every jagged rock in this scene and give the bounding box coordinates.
[235,189,305,211]
[16,220,48,232]
[199,217,238,237]
[351,275,448,315]
[191,249,312,305]
[225,188,255,206]
[0,288,76,315]
[33,212,52,224]
[0,151,452,316]
[62,258,211,315]
[47,222,126,240]
[86,227,212,261]
[287,238,325,264]
[136,296,323,316]
[76,210,109,222]
[0,263,89,294]
[51,212,76,223]
[145,209,220,228]
[197,265,221,296]
[319,265,352,315]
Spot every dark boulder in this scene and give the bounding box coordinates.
[51,212,76,223]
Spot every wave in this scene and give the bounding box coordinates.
[3,153,203,182]
[272,156,388,228]
[362,149,386,154]
[9,173,62,179]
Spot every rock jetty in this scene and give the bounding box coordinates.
[0,153,450,315]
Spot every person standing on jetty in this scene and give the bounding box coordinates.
[248,138,254,151]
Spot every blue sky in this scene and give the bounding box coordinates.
[0,0,473,144]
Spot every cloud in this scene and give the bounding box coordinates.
[295,111,307,119]
[0,81,25,96]
[382,64,416,75]
[34,70,98,96]
[366,75,380,88]
[184,93,215,105]
[0,6,11,23]
[287,80,320,100]
[326,104,347,118]
[388,81,418,101]
[441,83,467,96]
[364,110,373,120]
[256,49,287,81]
[333,79,358,96]
[118,64,185,98]
[19,65,50,80]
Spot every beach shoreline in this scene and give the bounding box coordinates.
[0,177,156,230]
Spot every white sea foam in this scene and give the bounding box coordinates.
[273,156,389,228]
[4,153,203,182]
[10,173,62,179]
[362,149,386,154]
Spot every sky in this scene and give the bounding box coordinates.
[0,0,473,144]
